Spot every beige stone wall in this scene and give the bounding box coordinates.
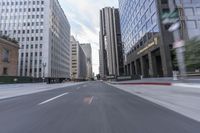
[0,39,19,76]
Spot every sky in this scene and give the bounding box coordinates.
[58,0,118,75]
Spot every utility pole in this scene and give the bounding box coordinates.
[162,0,186,79]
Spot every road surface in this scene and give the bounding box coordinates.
[0,81,199,133]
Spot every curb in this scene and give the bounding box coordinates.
[109,82,200,88]
[110,82,172,86]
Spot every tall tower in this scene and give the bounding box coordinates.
[99,7,124,78]
[0,0,71,79]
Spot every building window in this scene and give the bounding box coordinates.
[2,48,9,62]
[185,8,194,16]
[161,0,168,4]
[3,67,8,75]
[187,21,196,29]
[196,7,200,15]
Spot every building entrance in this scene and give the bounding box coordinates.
[136,59,142,76]
[151,48,164,77]
[142,54,150,77]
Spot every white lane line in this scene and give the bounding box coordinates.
[89,96,94,105]
[38,92,69,105]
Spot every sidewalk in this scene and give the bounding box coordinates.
[108,78,200,122]
[109,84,200,122]
[109,77,200,88]
[0,82,84,100]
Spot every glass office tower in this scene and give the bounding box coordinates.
[119,0,174,77]
[175,0,200,39]
[119,0,160,54]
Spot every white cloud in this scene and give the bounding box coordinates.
[58,0,118,75]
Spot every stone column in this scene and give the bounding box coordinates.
[140,57,144,77]
[148,52,154,77]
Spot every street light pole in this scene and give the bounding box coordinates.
[171,0,186,78]
[162,0,187,79]
[42,62,46,82]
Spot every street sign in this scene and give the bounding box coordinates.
[173,40,185,49]
[168,22,180,32]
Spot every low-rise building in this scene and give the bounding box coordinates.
[0,37,19,76]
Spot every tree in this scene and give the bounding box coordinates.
[185,37,200,71]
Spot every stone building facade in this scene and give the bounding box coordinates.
[0,38,19,76]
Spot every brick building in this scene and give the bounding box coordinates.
[0,38,19,76]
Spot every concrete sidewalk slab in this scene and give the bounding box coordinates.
[173,83,200,88]
[109,77,200,88]
[109,83,200,122]
[110,82,172,86]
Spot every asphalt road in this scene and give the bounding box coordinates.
[0,81,199,133]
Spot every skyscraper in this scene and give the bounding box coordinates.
[175,0,200,39]
[118,0,174,77]
[99,7,124,78]
[0,0,71,79]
